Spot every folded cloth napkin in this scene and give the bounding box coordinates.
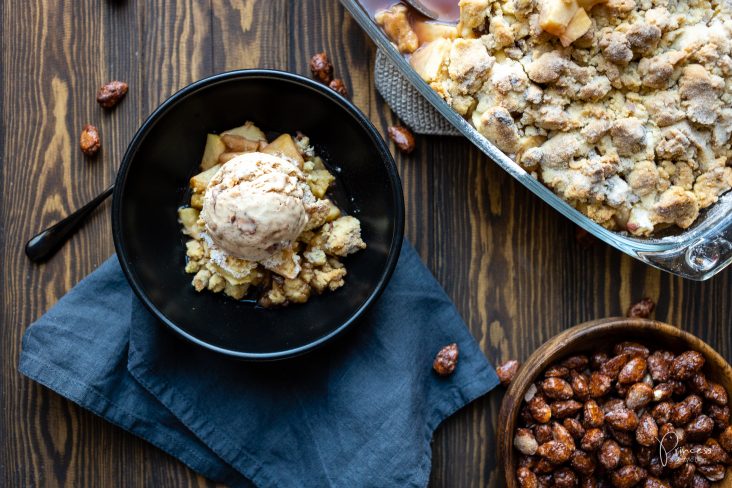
[374,50,461,136]
[19,239,498,487]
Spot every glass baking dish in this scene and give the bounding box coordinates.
[340,0,732,280]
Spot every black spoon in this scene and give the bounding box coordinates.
[25,185,115,263]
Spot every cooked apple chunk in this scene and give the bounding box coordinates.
[261,133,305,168]
[200,134,225,170]
[559,8,592,46]
[189,164,221,193]
[539,0,579,36]
[410,38,451,83]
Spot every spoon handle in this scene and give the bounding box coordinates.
[25,185,115,263]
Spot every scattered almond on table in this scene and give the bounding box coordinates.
[387,125,415,154]
[628,297,656,319]
[79,124,101,157]
[433,343,459,376]
[309,52,334,85]
[497,359,521,386]
[96,80,128,109]
[309,52,349,98]
[328,79,348,97]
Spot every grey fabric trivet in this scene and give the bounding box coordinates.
[375,50,461,136]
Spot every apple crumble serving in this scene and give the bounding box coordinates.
[178,122,366,307]
[376,0,732,235]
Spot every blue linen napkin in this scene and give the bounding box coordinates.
[18,239,499,487]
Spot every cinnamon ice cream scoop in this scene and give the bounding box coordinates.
[200,152,312,261]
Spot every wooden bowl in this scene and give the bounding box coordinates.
[497,317,732,487]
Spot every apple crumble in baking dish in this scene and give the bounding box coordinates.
[376,0,732,236]
[178,122,366,307]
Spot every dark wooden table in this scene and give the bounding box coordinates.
[2,1,731,486]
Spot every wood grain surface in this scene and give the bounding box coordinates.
[1,1,731,486]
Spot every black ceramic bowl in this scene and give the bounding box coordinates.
[112,70,404,359]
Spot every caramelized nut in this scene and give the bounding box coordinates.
[626,382,654,410]
[671,351,705,380]
[648,351,673,382]
[552,468,578,487]
[636,446,654,467]
[580,428,605,451]
[552,422,576,450]
[545,365,570,378]
[387,125,416,154]
[536,441,572,464]
[647,456,665,478]
[601,353,631,379]
[614,342,650,358]
[562,418,585,440]
[689,372,709,394]
[570,449,596,475]
[589,372,613,398]
[611,465,647,488]
[561,355,589,370]
[598,439,621,470]
[515,427,539,455]
[691,474,711,488]
[659,423,680,451]
[671,464,695,487]
[670,395,703,426]
[96,80,128,108]
[535,458,555,474]
[618,357,648,384]
[328,79,348,97]
[309,52,334,84]
[551,400,583,419]
[644,477,671,488]
[528,395,552,424]
[636,412,659,447]
[535,424,553,444]
[433,343,458,376]
[665,446,690,469]
[583,400,604,428]
[496,359,520,386]
[718,425,732,453]
[652,382,674,402]
[704,382,728,405]
[605,407,640,431]
[591,352,609,370]
[627,297,655,318]
[608,425,635,446]
[542,377,574,400]
[707,404,730,430]
[694,438,729,465]
[80,124,101,157]
[570,370,590,401]
[517,467,539,488]
[618,445,636,467]
[686,415,714,442]
[696,464,725,482]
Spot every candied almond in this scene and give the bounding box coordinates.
[496,359,520,386]
[627,297,655,318]
[433,343,458,376]
[80,124,101,157]
[309,52,333,84]
[328,79,348,97]
[96,80,128,108]
[387,125,416,154]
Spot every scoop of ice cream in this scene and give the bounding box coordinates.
[201,152,311,261]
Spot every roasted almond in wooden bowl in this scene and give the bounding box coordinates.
[497,318,732,487]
